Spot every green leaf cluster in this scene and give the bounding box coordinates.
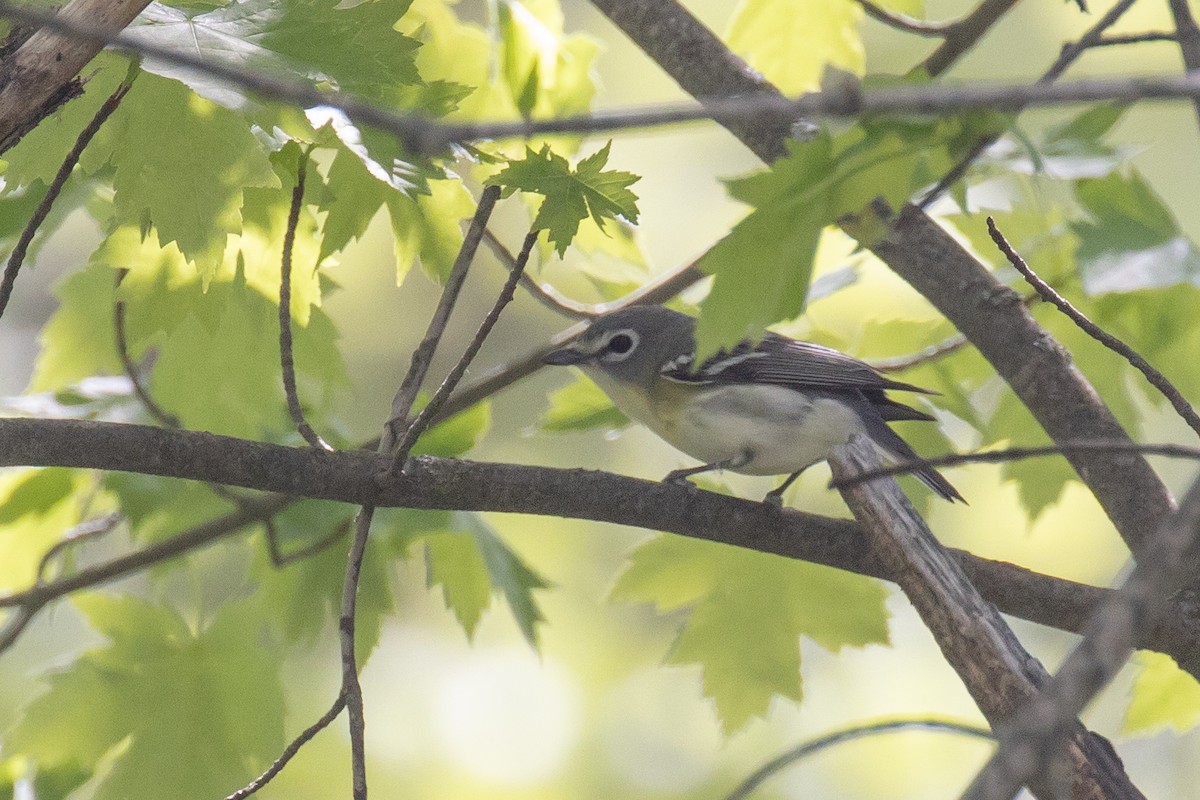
[488,142,641,256]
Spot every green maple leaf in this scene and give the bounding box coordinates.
[9,595,285,800]
[423,512,551,647]
[488,141,640,256]
[127,0,421,106]
[101,72,278,278]
[611,534,889,733]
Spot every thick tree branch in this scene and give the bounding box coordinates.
[830,437,1142,800]
[1166,0,1200,127]
[845,202,1174,552]
[587,0,797,162]
[0,416,1198,674]
[965,474,1200,800]
[0,0,150,154]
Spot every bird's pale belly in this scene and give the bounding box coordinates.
[586,370,863,476]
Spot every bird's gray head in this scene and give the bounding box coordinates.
[543,306,696,386]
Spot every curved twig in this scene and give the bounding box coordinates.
[224,692,348,800]
[724,718,992,800]
[856,0,953,36]
[0,79,129,320]
[483,228,596,319]
[115,268,181,428]
[390,229,538,473]
[278,146,332,450]
[988,217,1200,440]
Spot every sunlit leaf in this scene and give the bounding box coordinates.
[725,0,864,95]
[612,534,889,732]
[1123,651,1200,736]
[9,595,286,800]
[541,374,629,432]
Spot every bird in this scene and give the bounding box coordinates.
[543,305,963,504]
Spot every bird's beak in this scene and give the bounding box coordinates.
[543,343,591,366]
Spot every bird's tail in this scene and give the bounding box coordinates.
[860,412,965,503]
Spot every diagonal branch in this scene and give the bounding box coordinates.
[384,184,501,447]
[0,78,129,320]
[964,473,1200,799]
[0,0,151,154]
[988,217,1200,440]
[829,437,1143,800]
[278,147,332,450]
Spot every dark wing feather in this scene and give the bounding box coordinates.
[661,332,935,395]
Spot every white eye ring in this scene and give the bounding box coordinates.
[600,329,639,361]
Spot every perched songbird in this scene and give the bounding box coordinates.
[544,306,963,504]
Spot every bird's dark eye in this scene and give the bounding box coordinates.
[607,332,635,354]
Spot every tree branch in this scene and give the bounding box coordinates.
[921,0,1021,77]
[388,229,536,473]
[0,0,150,154]
[0,417,1198,675]
[278,147,332,450]
[965,473,1200,800]
[0,78,128,320]
[846,201,1175,553]
[988,217,1200,440]
[725,718,992,800]
[829,437,1143,800]
[855,0,954,36]
[385,184,501,446]
[1166,0,1200,128]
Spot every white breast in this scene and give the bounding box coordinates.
[584,369,863,476]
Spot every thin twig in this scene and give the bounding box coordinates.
[1,1,1200,153]
[0,79,129,320]
[871,292,1037,373]
[963,473,1200,800]
[115,268,181,427]
[36,511,122,582]
[919,0,1139,207]
[0,494,290,609]
[830,440,1200,490]
[340,506,373,800]
[385,184,501,448]
[265,516,351,567]
[921,0,1021,77]
[1092,31,1178,47]
[278,146,332,450]
[483,228,596,319]
[856,0,953,36]
[724,718,992,800]
[389,230,539,474]
[988,217,1200,439]
[224,692,348,800]
[872,333,970,373]
[338,184,506,800]
[432,258,703,424]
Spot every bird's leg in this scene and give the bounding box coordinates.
[664,451,751,488]
[763,468,806,507]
